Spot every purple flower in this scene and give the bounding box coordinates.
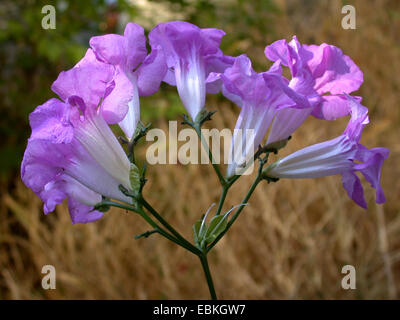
[221,55,306,177]
[265,95,389,208]
[264,37,321,144]
[89,22,167,139]
[148,21,234,120]
[22,55,133,224]
[265,36,363,121]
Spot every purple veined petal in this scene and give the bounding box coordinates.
[123,22,148,71]
[68,198,104,224]
[51,49,114,110]
[137,47,168,96]
[40,174,104,223]
[29,98,74,144]
[53,47,135,126]
[355,145,389,204]
[266,135,357,179]
[205,72,222,95]
[264,39,319,114]
[63,176,104,224]
[101,69,134,125]
[304,43,363,95]
[40,179,67,214]
[264,39,290,66]
[221,55,266,107]
[90,22,147,71]
[21,138,68,197]
[51,52,125,127]
[266,107,313,144]
[89,33,126,66]
[341,171,367,209]
[204,55,235,94]
[343,94,369,142]
[265,36,313,78]
[149,21,226,65]
[286,36,313,77]
[311,94,362,120]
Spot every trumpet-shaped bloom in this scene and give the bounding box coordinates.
[148,21,234,120]
[89,23,167,139]
[265,37,321,144]
[221,55,308,177]
[265,95,389,208]
[266,36,363,120]
[22,56,132,224]
[265,36,363,125]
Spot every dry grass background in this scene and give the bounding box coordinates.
[1,0,400,299]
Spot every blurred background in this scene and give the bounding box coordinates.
[1,0,399,299]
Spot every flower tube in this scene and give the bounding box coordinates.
[148,21,234,121]
[90,22,167,139]
[21,53,133,223]
[221,55,305,177]
[265,95,389,208]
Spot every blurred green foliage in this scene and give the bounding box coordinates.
[0,0,278,180]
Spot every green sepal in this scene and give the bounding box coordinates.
[193,214,228,250]
[129,163,141,194]
[204,215,228,244]
[194,109,217,127]
[92,202,111,213]
[193,220,202,248]
[263,136,291,154]
[193,218,208,249]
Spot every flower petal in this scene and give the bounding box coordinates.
[341,171,367,209]
[304,43,363,95]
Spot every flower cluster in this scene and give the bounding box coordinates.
[21,21,388,224]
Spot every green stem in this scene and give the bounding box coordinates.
[140,197,202,255]
[105,200,200,255]
[199,254,217,300]
[98,200,139,213]
[215,174,242,215]
[194,125,226,186]
[207,174,262,252]
[215,185,228,216]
